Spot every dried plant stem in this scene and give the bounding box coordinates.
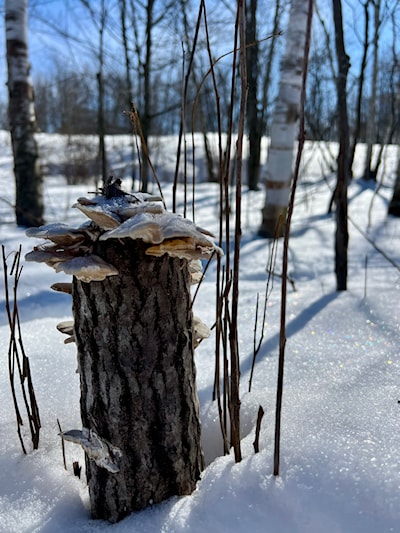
[2,245,41,453]
[172,1,203,214]
[128,107,166,208]
[274,0,313,477]
[348,215,400,273]
[200,0,229,458]
[227,0,247,464]
[214,267,230,455]
[249,237,279,392]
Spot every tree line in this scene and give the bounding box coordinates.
[4,0,400,227]
[2,1,399,148]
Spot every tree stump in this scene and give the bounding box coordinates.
[72,238,204,523]
[24,184,219,523]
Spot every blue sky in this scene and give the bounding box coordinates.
[0,1,398,109]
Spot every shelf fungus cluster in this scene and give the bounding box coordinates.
[25,189,220,349]
[25,190,221,277]
[24,183,220,514]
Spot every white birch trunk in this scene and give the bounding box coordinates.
[259,0,310,237]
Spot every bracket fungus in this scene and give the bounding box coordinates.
[61,428,121,474]
[26,179,221,284]
[193,316,211,348]
[50,282,73,294]
[25,177,220,523]
[56,320,75,344]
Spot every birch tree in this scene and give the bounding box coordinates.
[259,0,312,237]
[5,0,44,227]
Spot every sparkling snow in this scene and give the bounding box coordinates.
[0,133,399,532]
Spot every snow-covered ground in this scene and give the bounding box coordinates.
[0,132,399,532]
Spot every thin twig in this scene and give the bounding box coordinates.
[228,0,247,464]
[57,418,67,470]
[249,237,279,392]
[274,0,313,477]
[172,1,203,213]
[190,250,216,310]
[348,215,400,273]
[128,106,166,208]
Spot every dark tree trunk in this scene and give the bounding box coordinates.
[348,0,369,177]
[388,154,400,216]
[5,0,44,227]
[332,0,350,291]
[119,0,136,190]
[246,0,261,191]
[363,0,380,182]
[97,71,107,186]
[97,0,107,187]
[72,239,204,523]
[140,0,154,193]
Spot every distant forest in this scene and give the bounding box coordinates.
[1,0,399,144]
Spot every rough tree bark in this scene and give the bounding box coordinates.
[73,238,204,523]
[5,0,44,227]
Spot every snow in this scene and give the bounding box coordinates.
[1,131,400,532]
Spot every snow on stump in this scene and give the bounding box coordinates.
[25,179,220,523]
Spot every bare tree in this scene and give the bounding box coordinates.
[5,0,44,227]
[126,0,179,192]
[245,0,261,190]
[347,0,370,176]
[119,0,137,188]
[144,1,157,191]
[246,0,283,191]
[365,6,400,180]
[363,0,381,181]
[332,0,350,290]
[80,0,108,186]
[97,0,108,186]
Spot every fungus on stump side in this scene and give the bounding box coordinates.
[25,179,221,523]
